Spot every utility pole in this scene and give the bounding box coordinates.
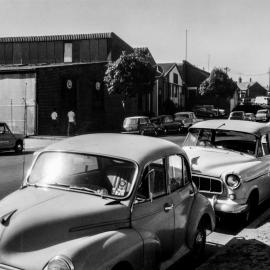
[185,29,188,61]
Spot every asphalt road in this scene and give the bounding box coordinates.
[0,151,33,199]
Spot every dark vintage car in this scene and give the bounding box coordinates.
[122,116,157,136]
[194,108,215,119]
[150,115,184,135]
[0,122,24,152]
[0,134,215,270]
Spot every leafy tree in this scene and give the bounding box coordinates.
[104,49,156,111]
[199,68,237,97]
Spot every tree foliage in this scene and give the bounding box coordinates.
[199,68,237,98]
[104,49,156,108]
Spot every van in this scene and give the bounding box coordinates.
[254,96,270,106]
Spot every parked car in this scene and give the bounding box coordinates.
[122,116,157,136]
[174,111,202,130]
[183,119,270,222]
[255,109,270,122]
[150,114,184,135]
[194,108,215,119]
[0,122,24,152]
[245,112,256,121]
[228,111,246,120]
[0,134,215,270]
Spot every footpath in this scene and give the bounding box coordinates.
[198,211,270,270]
[24,136,270,269]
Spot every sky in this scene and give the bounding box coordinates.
[1,0,270,86]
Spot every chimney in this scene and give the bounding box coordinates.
[250,77,252,82]
[238,77,242,83]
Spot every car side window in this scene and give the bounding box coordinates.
[136,158,167,201]
[168,155,183,192]
[0,125,4,134]
[261,134,270,156]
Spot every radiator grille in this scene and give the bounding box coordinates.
[192,175,223,194]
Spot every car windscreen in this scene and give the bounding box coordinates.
[28,152,137,198]
[164,116,173,123]
[123,118,138,126]
[175,114,189,120]
[184,128,257,155]
[231,112,243,117]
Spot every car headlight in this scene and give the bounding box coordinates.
[225,174,241,189]
[45,255,74,270]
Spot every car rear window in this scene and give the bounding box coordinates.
[123,118,138,126]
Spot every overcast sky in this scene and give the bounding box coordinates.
[1,0,270,86]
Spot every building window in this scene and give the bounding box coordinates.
[64,43,72,63]
[173,73,178,84]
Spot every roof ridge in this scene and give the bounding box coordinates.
[0,32,113,42]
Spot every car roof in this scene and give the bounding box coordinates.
[124,116,148,119]
[190,119,270,136]
[175,111,192,115]
[43,133,184,165]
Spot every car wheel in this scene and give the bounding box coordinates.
[14,140,23,153]
[190,222,206,263]
[243,193,258,224]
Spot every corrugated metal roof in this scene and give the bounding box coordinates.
[0,61,108,73]
[0,33,113,43]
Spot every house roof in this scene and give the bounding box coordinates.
[0,33,113,43]
[237,82,254,91]
[158,63,180,77]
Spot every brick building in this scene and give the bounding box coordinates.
[0,32,140,135]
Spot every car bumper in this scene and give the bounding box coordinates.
[209,196,248,214]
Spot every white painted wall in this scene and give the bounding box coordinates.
[0,73,36,135]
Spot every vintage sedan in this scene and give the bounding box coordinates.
[150,114,184,135]
[0,134,215,270]
[183,119,270,221]
[0,122,24,153]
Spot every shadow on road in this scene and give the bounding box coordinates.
[0,150,34,156]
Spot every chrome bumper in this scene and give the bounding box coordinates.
[209,196,248,214]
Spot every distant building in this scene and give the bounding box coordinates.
[237,77,267,104]
[155,63,184,114]
[0,33,154,135]
[177,60,210,109]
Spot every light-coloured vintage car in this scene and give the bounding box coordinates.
[174,111,202,130]
[183,119,270,221]
[0,134,215,270]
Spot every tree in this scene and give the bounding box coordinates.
[104,49,156,112]
[199,68,238,114]
[199,68,237,98]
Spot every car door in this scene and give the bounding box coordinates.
[0,123,14,149]
[132,158,175,261]
[167,154,195,252]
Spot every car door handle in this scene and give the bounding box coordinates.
[164,203,174,212]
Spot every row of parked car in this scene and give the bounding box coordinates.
[122,112,201,136]
[2,116,270,269]
[228,109,270,122]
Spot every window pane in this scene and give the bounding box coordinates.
[64,43,72,63]
[168,155,183,192]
